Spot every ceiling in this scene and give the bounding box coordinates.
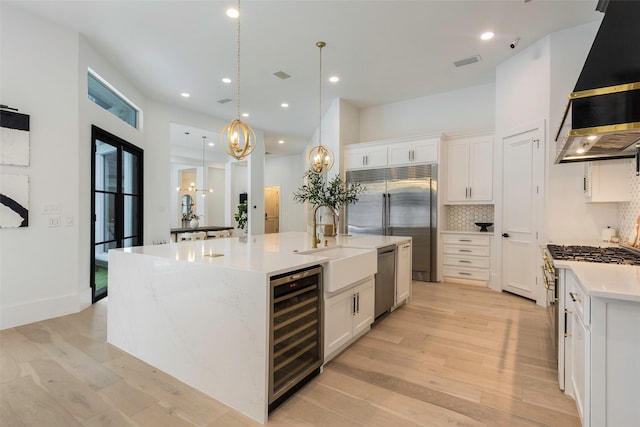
[9,0,602,160]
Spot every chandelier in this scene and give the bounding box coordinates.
[220,0,256,161]
[176,134,213,197]
[306,41,334,174]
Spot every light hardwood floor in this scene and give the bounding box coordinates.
[0,281,579,426]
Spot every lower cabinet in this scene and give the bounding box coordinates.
[562,269,640,427]
[324,276,374,362]
[442,233,492,284]
[396,242,411,304]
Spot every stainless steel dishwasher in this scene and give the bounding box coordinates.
[375,245,396,318]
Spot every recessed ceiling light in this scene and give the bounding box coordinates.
[181,92,190,98]
[242,112,249,117]
[222,77,231,84]
[226,8,239,18]
[208,142,215,147]
[481,31,495,41]
[281,103,289,108]
[329,76,340,83]
[278,140,285,144]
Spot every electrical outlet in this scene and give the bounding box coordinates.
[48,216,61,227]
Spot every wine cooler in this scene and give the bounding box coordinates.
[269,265,323,411]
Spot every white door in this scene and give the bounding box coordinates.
[264,186,279,234]
[502,127,543,301]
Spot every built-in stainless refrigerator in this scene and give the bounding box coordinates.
[346,164,437,282]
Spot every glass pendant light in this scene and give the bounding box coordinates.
[306,41,334,174]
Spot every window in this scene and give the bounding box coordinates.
[88,68,141,128]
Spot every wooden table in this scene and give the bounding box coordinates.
[170,226,234,242]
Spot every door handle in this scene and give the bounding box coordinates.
[502,233,510,238]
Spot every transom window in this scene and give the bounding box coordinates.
[88,68,141,129]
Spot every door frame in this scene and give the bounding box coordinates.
[495,120,546,305]
[90,125,143,303]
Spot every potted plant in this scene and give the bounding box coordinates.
[293,169,364,235]
[234,201,248,233]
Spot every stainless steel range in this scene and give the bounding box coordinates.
[546,244,640,265]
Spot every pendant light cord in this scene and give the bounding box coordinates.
[236,0,241,119]
[318,42,324,148]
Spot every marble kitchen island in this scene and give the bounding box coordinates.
[107,232,411,423]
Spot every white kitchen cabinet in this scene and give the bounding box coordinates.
[324,276,374,362]
[344,145,387,170]
[590,297,640,427]
[442,233,492,284]
[445,136,493,203]
[565,270,589,427]
[583,159,631,202]
[395,242,411,304]
[561,269,640,427]
[388,139,438,166]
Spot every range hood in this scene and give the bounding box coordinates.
[555,0,640,164]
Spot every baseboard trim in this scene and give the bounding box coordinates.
[0,290,91,330]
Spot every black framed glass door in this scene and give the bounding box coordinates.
[91,125,143,303]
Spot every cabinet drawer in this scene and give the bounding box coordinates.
[443,244,490,257]
[443,266,490,281]
[443,254,490,269]
[567,271,589,325]
[442,234,491,246]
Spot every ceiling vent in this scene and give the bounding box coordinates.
[453,55,481,67]
[217,98,232,104]
[273,71,291,80]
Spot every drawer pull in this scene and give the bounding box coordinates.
[569,292,580,303]
[458,239,472,242]
[459,260,472,263]
[458,272,472,276]
[459,249,472,253]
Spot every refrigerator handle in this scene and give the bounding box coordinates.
[386,193,391,236]
[382,193,387,233]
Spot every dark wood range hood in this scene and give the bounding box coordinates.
[555,0,640,164]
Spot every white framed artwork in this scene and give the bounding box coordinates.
[0,174,29,228]
[1,110,30,166]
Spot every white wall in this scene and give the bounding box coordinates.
[546,21,618,242]
[264,154,305,233]
[359,83,495,142]
[0,4,83,328]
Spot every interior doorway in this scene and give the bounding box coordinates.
[264,186,280,234]
[501,123,544,302]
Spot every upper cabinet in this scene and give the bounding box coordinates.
[345,135,441,171]
[583,159,631,203]
[388,139,439,166]
[445,135,494,203]
[344,145,388,170]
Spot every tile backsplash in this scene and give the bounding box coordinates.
[445,204,494,232]
[618,161,640,244]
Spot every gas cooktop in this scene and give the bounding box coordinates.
[547,244,640,266]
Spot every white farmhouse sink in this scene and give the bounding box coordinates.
[299,246,376,292]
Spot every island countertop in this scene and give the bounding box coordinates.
[115,231,410,277]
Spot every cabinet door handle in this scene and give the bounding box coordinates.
[353,294,357,315]
[469,187,472,198]
[465,187,469,198]
[357,292,360,313]
[569,292,580,302]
